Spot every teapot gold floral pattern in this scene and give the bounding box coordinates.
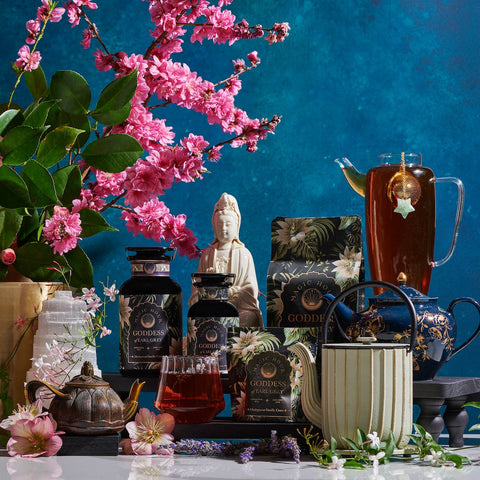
[331,274,480,380]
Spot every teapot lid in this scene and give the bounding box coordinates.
[65,361,109,388]
[373,273,435,304]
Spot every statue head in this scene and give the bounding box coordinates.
[211,193,242,246]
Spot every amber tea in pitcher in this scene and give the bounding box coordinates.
[337,152,464,294]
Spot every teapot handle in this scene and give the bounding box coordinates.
[446,297,480,359]
[26,380,71,404]
[322,280,417,353]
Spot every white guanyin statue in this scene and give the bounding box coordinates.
[189,192,263,327]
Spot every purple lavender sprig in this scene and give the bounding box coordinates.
[173,431,301,464]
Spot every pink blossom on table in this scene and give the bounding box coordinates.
[15,45,41,72]
[0,399,45,431]
[7,416,63,458]
[1,247,16,265]
[37,0,65,23]
[42,206,82,255]
[26,19,41,44]
[125,408,175,456]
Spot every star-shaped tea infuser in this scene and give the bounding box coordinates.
[394,197,415,219]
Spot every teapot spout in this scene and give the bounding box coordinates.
[335,157,366,197]
[287,343,322,429]
[123,379,145,422]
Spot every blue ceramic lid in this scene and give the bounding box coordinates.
[371,272,436,304]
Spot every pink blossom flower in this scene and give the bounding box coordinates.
[1,248,16,265]
[100,326,111,338]
[73,0,98,9]
[7,416,63,458]
[14,317,26,330]
[126,408,175,455]
[93,49,114,71]
[66,2,82,26]
[0,400,44,431]
[103,283,119,302]
[42,206,82,255]
[37,0,65,23]
[26,19,41,44]
[247,50,260,64]
[81,26,95,49]
[15,45,41,72]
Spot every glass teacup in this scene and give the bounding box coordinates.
[154,355,225,423]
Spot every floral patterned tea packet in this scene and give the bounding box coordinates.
[227,327,318,422]
[266,216,364,328]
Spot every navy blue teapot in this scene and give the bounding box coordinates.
[326,274,480,380]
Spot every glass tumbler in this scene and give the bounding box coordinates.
[154,355,225,423]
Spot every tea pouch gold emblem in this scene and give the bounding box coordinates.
[266,216,364,329]
[227,327,318,422]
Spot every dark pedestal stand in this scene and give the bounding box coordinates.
[413,377,480,447]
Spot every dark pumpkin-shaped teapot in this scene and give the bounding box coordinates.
[26,362,144,435]
[327,274,480,380]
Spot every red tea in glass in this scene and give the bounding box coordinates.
[154,355,225,423]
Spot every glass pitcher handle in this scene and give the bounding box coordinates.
[432,176,465,268]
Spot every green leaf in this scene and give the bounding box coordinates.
[0,109,22,136]
[91,102,131,126]
[0,166,31,208]
[0,125,47,166]
[23,100,58,128]
[64,245,94,288]
[0,208,22,250]
[79,208,118,238]
[17,209,41,244]
[24,66,48,101]
[52,165,82,206]
[50,70,91,116]
[36,126,85,168]
[14,242,67,282]
[91,69,138,125]
[20,160,59,207]
[94,68,138,112]
[81,134,142,173]
[53,108,91,150]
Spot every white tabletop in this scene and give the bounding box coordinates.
[2,449,480,480]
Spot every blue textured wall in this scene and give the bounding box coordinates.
[2,1,480,390]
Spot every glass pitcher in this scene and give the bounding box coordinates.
[337,153,464,294]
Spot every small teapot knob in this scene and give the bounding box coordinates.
[81,361,94,377]
[397,272,407,286]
